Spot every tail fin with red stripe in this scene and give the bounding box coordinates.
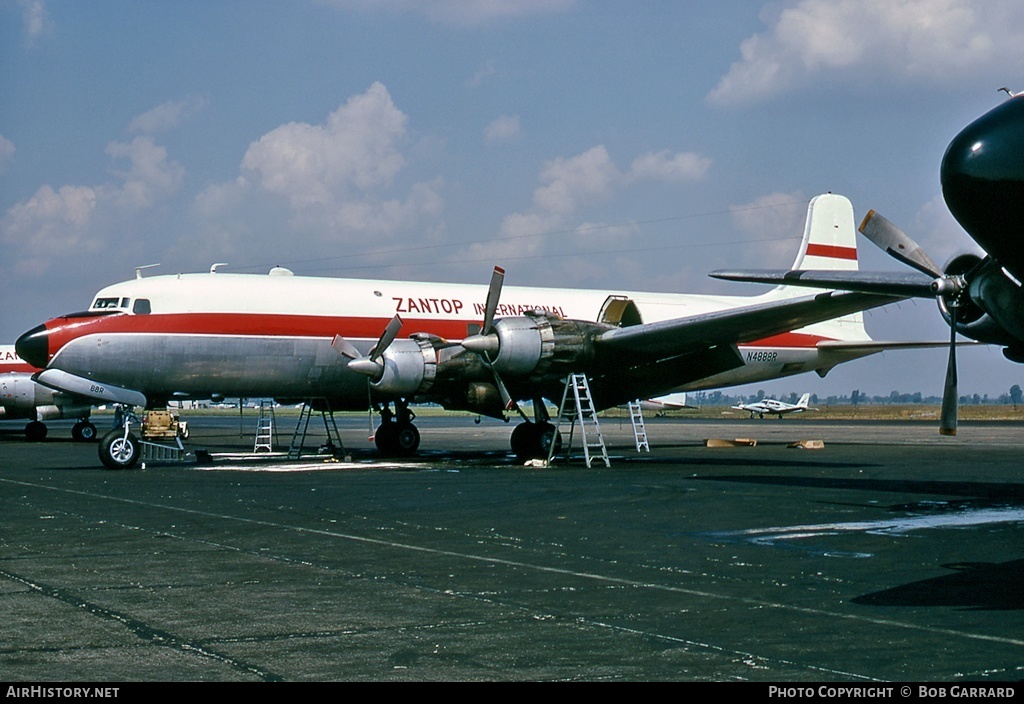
[789,193,859,272]
[767,193,870,341]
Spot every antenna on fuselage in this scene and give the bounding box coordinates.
[135,263,161,279]
[210,262,228,274]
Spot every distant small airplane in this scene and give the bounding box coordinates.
[732,392,815,419]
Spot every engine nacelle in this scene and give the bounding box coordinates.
[368,336,437,397]
[484,312,607,378]
[0,374,55,417]
[938,254,1024,346]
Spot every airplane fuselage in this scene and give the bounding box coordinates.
[17,270,870,412]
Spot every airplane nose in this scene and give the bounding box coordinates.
[940,95,1024,281]
[15,324,50,369]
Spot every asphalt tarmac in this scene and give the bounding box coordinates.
[2,413,1023,682]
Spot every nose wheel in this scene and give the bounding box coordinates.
[99,428,140,469]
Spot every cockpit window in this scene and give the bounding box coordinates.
[120,297,131,308]
[92,297,122,309]
[132,298,151,315]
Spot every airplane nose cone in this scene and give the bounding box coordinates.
[940,95,1024,280]
[15,324,50,369]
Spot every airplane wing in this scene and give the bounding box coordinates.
[709,269,935,298]
[579,290,902,407]
[594,290,900,361]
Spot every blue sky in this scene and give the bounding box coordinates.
[3,0,1024,400]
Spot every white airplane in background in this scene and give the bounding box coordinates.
[18,193,944,468]
[1,345,96,441]
[733,392,816,419]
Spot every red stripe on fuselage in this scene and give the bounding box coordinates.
[41,312,476,358]
[804,243,857,261]
[38,311,837,360]
[741,332,833,348]
[1,363,37,374]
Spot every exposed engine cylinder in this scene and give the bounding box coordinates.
[486,311,605,378]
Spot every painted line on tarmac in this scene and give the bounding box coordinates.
[6,476,1024,656]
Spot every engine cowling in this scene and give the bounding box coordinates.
[365,336,438,396]
[468,311,608,379]
[938,254,1024,350]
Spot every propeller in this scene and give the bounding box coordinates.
[858,211,963,435]
[333,315,403,441]
[462,266,518,413]
[335,315,403,381]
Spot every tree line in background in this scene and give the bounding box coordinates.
[694,385,1024,408]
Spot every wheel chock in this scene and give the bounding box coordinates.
[704,438,757,448]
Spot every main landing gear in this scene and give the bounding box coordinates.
[508,393,562,461]
[22,419,97,442]
[72,420,98,442]
[373,398,420,457]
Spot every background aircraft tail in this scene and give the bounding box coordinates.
[763,193,871,342]
[796,392,811,408]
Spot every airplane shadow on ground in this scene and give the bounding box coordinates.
[852,559,1024,611]
[695,474,1024,611]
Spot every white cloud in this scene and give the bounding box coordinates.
[128,96,207,134]
[484,114,522,143]
[104,136,186,211]
[0,135,15,172]
[321,0,575,27]
[628,150,710,183]
[1,136,184,274]
[18,0,50,44]
[469,143,710,270]
[708,0,1024,106]
[196,83,444,243]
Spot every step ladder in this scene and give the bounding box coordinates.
[254,401,276,453]
[287,400,344,460]
[628,400,649,453]
[548,374,610,468]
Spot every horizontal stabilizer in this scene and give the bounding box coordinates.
[816,340,982,352]
[710,269,935,298]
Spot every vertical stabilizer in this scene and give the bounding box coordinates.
[766,193,870,341]
[790,193,859,272]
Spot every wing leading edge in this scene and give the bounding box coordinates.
[594,290,901,360]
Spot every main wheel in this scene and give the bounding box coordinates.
[99,429,140,470]
[510,422,562,461]
[375,422,420,457]
[24,421,47,442]
[394,422,420,456]
[72,421,98,442]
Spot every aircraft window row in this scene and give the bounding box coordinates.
[92,297,131,309]
[91,297,147,312]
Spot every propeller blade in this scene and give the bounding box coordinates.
[369,315,403,362]
[482,266,505,334]
[858,210,944,279]
[331,335,362,360]
[939,305,958,436]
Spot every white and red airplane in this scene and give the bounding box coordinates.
[1,345,96,441]
[16,193,935,468]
